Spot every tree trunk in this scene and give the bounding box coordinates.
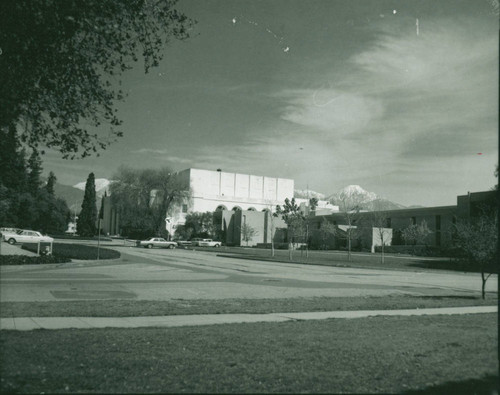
[381,242,385,264]
[288,242,293,260]
[305,225,309,259]
[481,270,486,300]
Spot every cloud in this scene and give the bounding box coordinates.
[130,149,194,164]
[131,148,169,154]
[278,89,384,136]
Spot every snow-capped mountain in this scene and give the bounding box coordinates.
[331,185,377,203]
[73,178,111,198]
[294,189,326,200]
[327,185,405,211]
[54,178,112,214]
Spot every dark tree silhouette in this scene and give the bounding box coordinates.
[0,0,194,158]
[77,173,97,236]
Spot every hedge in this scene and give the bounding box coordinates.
[48,234,113,241]
[22,243,120,260]
[0,255,70,265]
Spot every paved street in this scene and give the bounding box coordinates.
[1,245,496,302]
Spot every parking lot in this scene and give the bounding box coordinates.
[1,244,496,303]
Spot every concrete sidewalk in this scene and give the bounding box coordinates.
[1,305,496,331]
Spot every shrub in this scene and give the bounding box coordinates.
[0,255,70,265]
[22,243,120,260]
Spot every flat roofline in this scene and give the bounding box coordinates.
[178,167,293,182]
[310,205,457,219]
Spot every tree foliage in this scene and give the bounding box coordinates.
[110,166,189,239]
[274,198,318,260]
[453,208,498,299]
[0,127,70,233]
[318,218,337,250]
[76,173,97,237]
[176,212,217,240]
[0,0,194,158]
[401,220,432,246]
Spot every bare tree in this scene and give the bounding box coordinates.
[370,208,391,263]
[276,198,305,261]
[304,198,318,258]
[337,191,363,262]
[264,201,277,257]
[240,222,258,246]
[110,166,190,239]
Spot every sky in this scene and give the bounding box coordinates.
[43,0,499,207]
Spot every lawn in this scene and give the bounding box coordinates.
[203,246,498,274]
[0,314,497,393]
[0,295,497,318]
[22,242,120,260]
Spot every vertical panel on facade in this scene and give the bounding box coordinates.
[263,177,277,201]
[191,169,219,196]
[220,172,235,197]
[234,173,250,198]
[249,175,264,199]
[277,178,294,202]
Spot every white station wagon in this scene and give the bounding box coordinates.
[2,229,54,245]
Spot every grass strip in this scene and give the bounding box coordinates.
[1,314,497,393]
[213,247,498,273]
[1,295,497,318]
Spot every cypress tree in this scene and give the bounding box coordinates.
[0,125,27,192]
[77,173,97,236]
[27,149,43,195]
[46,171,56,196]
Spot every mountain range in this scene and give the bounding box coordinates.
[295,185,418,211]
[54,177,419,213]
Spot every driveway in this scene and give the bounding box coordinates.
[0,247,496,302]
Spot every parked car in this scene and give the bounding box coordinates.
[2,229,54,245]
[198,239,222,248]
[175,240,192,247]
[190,238,204,246]
[139,237,177,249]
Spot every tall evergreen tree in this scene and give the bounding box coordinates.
[46,171,56,196]
[0,124,27,192]
[77,173,97,236]
[27,149,43,195]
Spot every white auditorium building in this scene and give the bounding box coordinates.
[102,167,339,238]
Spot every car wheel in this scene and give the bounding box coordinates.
[168,244,175,249]
[147,244,153,249]
[214,244,220,248]
[8,238,16,245]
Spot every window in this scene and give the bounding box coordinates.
[435,215,441,231]
[411,216,416,225]
[182,204,188,213]
[436,215,442,246]
[386,218,391,228]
